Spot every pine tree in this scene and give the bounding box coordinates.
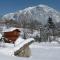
[47,17,56,41]
[48,17,55,29]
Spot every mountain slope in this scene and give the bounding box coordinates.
[2,4,60,25]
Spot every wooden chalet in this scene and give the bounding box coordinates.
[3,28,20,43]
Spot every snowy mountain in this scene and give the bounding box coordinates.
[2,4,60,25]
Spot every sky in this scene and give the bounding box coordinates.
[0,0,60,16]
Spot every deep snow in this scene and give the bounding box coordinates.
[0,42,60,60]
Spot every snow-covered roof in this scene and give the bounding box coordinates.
[15,37,34,47]
[2,27,20,32]
[14,37,34,51]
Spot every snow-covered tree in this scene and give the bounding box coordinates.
[47,16,56,41]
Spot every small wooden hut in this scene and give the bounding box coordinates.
[3,29,20,43]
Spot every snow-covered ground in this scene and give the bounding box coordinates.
[0,37,34,56]
[0,42,60,60]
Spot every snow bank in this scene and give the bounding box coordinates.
[0,33,2,39]
[0,42,60,60]
[0,37,34,56]
[15,37,24,46]
[30,42,60,48]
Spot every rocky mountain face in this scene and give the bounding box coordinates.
[2,4,60,25]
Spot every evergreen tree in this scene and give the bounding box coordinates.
[48,17,55,29]
[47,16,56,41]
